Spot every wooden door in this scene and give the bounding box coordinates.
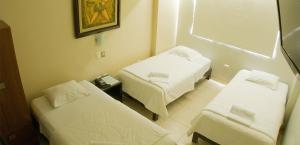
[0,38,8,137]
[0,21,32,141]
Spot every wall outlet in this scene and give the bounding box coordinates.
[96,50,106,59]
[101,51,106,57]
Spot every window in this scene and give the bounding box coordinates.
[191,0,279,58]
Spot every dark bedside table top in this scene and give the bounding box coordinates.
[92,75,121,90]
[100,81,121,91]
[92,75,123,102]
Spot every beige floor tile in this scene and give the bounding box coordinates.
[166,99,186,116]
[159,120,189,142]
[122,95,154,119]
[170,109,200,127]
[123,80,224,144]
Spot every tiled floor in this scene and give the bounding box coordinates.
[123,80,224,145]
[39,80,223,145]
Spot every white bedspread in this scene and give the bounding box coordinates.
[188,70,288,145]
[31,81,176,145]
[120,46,211,117]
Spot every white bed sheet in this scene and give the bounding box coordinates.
[188,70,288,145]
[119,46,211,117]
[31,80,176,145]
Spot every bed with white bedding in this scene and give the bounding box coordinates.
[31,80,176,145]
[119,46,211,120]
[188,70,288,145]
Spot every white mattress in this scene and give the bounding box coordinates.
[188,70,288,145]
[119,46,211,117]
[31,80,176,145]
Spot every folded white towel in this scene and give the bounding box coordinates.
[227,113,253,127]
[149,77,169,84]
[230,105,255,121]
[148,72,169,78]
[148,72,169,84]
[89,141,122,145]
[227,105,255,126]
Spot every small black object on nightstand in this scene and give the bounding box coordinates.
[93,75,123,102]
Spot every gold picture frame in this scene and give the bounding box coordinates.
[73,0,120,38]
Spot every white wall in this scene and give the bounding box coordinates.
[177,0,295,86]
[282,92,300,145]
[285,76,300,121]
[153,0,179,54]
[0,0,153,101]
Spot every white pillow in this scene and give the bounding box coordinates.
[44,80,90,108]
[246,70,279,90]
[169,46,202,61]
[169,48,190,59]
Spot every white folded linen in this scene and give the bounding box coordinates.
[90,141,122,145]
[230,105,255,123]
[148,72,169,78]
[227,112,253,127]
[149,77,169,84]
[148,72,169,84]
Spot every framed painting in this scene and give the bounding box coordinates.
[73,0,120,38]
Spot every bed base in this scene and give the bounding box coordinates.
[152,113,158,121]
[122,92,158,120]
[31,114,50,143]
[122,92,159,121]
[192,132,219,145]
[204,67,212,80]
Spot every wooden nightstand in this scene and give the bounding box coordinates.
[93,75,123,102]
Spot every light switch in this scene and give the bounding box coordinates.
[96,51,102,59]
